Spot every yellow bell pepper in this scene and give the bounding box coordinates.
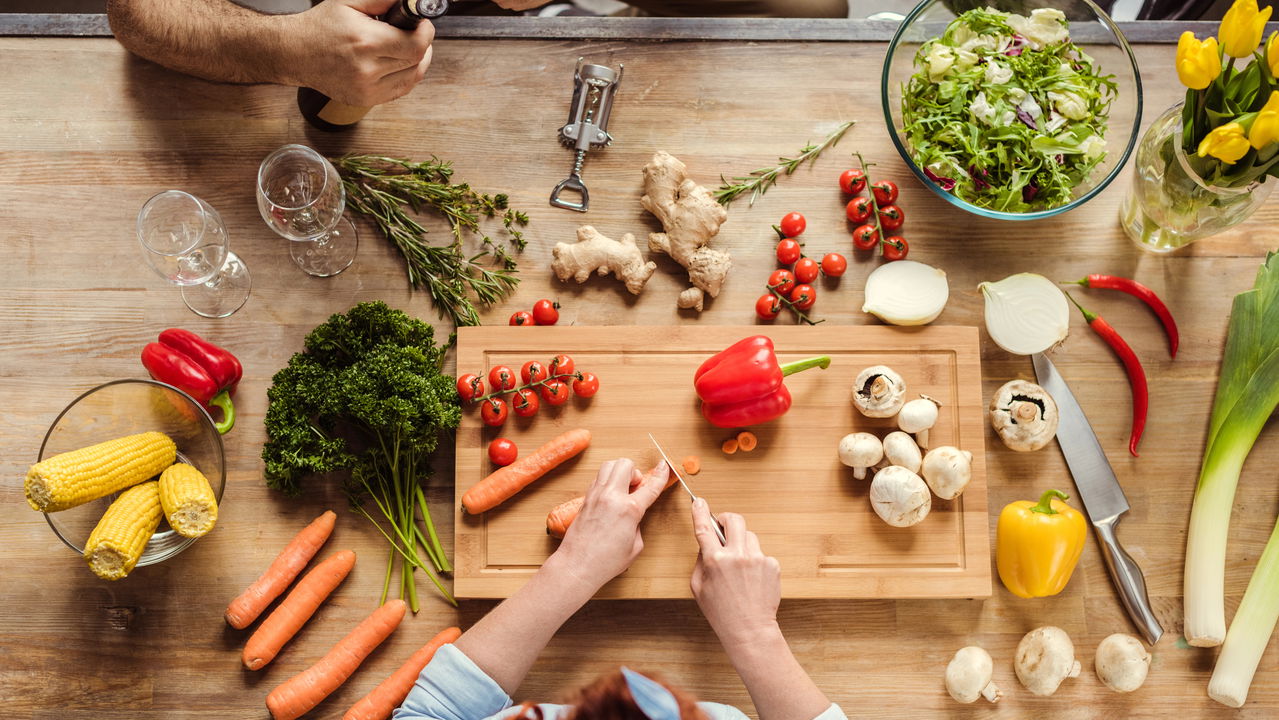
[1176,32,1221,90]
[996,489,1087,599]
[1220,0,1272,59]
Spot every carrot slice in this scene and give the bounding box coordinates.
[736,431,758,452]
[226,510,336,630]
[243,550,356,670]
[682,455,701,474]
[721,438,739,455]
[342,626,463,720]
[462,428,591,514]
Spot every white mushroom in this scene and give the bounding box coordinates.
[869,466,931,527]
[1015,626,1081,696]
[921,446,973,500]
[990,379,1058,452]
[1094,633,1151,693]
[852,366,906,418]
[945,646,1002,704]
[898,395,940,448]
[881,431,922,474]
[838,433,883,480]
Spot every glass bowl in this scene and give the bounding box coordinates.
[881,0,1143,221]
[37,378,226,567]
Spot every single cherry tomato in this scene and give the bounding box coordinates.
[839,168,867,195]
[540,379,571,406]
[531,299,560,326]
[572,372,600,398]
[511,387,540,417]
[779,212,807,238]
[845,196,873,224]
[488,438,518,466]
[548,353,575,377]
[878,204,905,231]
[767,268,796,295]
[794,257,820,284]
[852,224,880,251]
[520,360,548,385]
[821,253,847,277]
[755,293,782,320]
[455,373,484,403]
[883,236,909,261]
[872,180,899,206]
[480,397,508,426]
[790,284,817,310]
[488,365,516,392]
[776,238,802,265]
[509,311,535,326]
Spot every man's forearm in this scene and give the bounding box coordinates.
[723,624,832,720]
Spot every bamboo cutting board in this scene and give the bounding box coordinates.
[454,325,990,599]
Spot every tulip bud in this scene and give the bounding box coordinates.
[1219,0,1272,59]
[1268,31,1279,77]
[1198,122,1253,164]
[1176,32,1223,90]
[1251,91,1279,150]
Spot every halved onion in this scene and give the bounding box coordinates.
[979,273,1069,355]
[862,260,949,326]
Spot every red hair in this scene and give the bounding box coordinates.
[509,670,708,720]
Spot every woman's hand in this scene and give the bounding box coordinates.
[690,501,783,652]
[553,458,669,592]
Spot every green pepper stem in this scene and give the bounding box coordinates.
[1031,489,1070,515]
[1064,291,1098,324]
[209,390,235,434]
[1060,277,1089,287]
[780,355,831,376]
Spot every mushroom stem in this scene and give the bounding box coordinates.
[981,682,1002,703]
[853,466,867,480]
[916,428,930,449]
[1013,400,1039,423]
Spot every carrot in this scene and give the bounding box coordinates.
[721,438,739,455]
[226,510,337,629]
[342,626,463,720]
[681,455,701,475]
[461,428,591,514]
[546,471,680,540]
[243,550,357,671]
[736,431,758,452]
[266,599,408,720]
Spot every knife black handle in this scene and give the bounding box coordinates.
[1095,517,1163,645]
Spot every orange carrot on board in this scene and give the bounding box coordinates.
[266,599,408,720]
[681,456,701,475]
[226,510,337,630]
[736,431,758,452]
[342,626,463,720]
[461,428,591,515]
[243,550,357,671]
[721,438,739,455]
[546,471,679,540]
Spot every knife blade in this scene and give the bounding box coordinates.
[648,433,727,545]
[1032,352,1163,645]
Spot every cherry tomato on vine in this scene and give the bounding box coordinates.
[852,224,880,251]
[548,354,575,377]
[883,236,909,261]
[878,204,905,231]
[521,360,548,385]
[509,311,535,326]
[532,299,560,326]
[794,257,820,284]
[767,268,796,295]
[488,365,516,391]
[480,397,509,426]
[872,180,899,206]
[456,374,484,403]
[540,379,571,406]
[845,196,873,224]
[572,372,600,398]
[839,168,867,195]
[776,238,802,265]
[821,253,847,277]
[779,212,807,238]
[790,284,817,311]
[488,438,518,466]
[755,293,782,320]
[511,388,540,417]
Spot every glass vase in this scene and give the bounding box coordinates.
[1121,103,1274,252]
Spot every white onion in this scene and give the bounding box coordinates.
[862,260,949,326]
[979,273,1070,355]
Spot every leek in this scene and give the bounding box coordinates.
[1184,252,1279,652]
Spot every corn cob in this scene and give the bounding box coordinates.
[159,463,218,538]
[25,431,176,513]
[84,481,163,580]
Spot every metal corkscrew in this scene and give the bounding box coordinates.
[549,57,623,212]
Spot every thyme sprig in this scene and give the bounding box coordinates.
[332,154,529,327]
[714,120,856,207]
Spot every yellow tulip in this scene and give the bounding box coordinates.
[1199,122,1253,163]
[1219,0,1272,59]
[1251,92,1279,149]
[1268,31,1279,77]
[1177,32,1222,89]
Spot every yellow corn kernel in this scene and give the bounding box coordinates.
[26,431,176,513]
[84,481,163,580]
[159,463,218,538]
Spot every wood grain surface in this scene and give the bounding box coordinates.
[2,33,1279,720]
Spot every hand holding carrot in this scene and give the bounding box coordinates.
[690,501,782,652]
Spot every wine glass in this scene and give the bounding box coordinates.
[256,144,358,277]
[137,190,252,318]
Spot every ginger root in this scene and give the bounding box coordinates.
[641,151,731,312]
[551,225,656,295]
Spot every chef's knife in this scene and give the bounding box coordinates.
[1032,352,1163,645]
[648,433,727,545]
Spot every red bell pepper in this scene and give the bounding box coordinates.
[695,336,830,428]
[159,328,243,391]
[140,329,240,434]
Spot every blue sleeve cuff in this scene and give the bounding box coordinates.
[394,644,513,720]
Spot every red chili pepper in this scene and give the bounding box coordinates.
[141,338,237,434]
[1063,275,1179,358]
[1066,293,1148,457]
[694,336,830,428]
[158,328,243,390]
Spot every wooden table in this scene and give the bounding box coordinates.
[3,21,1279,719]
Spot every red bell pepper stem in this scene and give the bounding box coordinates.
[1062,275,1179,358]
[1065,292,1149,457]
[207,390,235,434]
[780,356,832,376]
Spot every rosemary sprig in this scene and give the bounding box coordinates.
[714,120,856,207]
[332,154,529,327]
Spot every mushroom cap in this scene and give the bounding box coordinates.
[1095,633,1150,693]
[881,431,922,474]
[1015,626,1081,696]
[945,646,996,704]
[869,466,931,527]
[989,379,1059,452]
[921,446,973,500]
[898,396,939,433]
[852,366,906,418]
[838,432,883,469]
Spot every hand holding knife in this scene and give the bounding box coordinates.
[649,433,728,545]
